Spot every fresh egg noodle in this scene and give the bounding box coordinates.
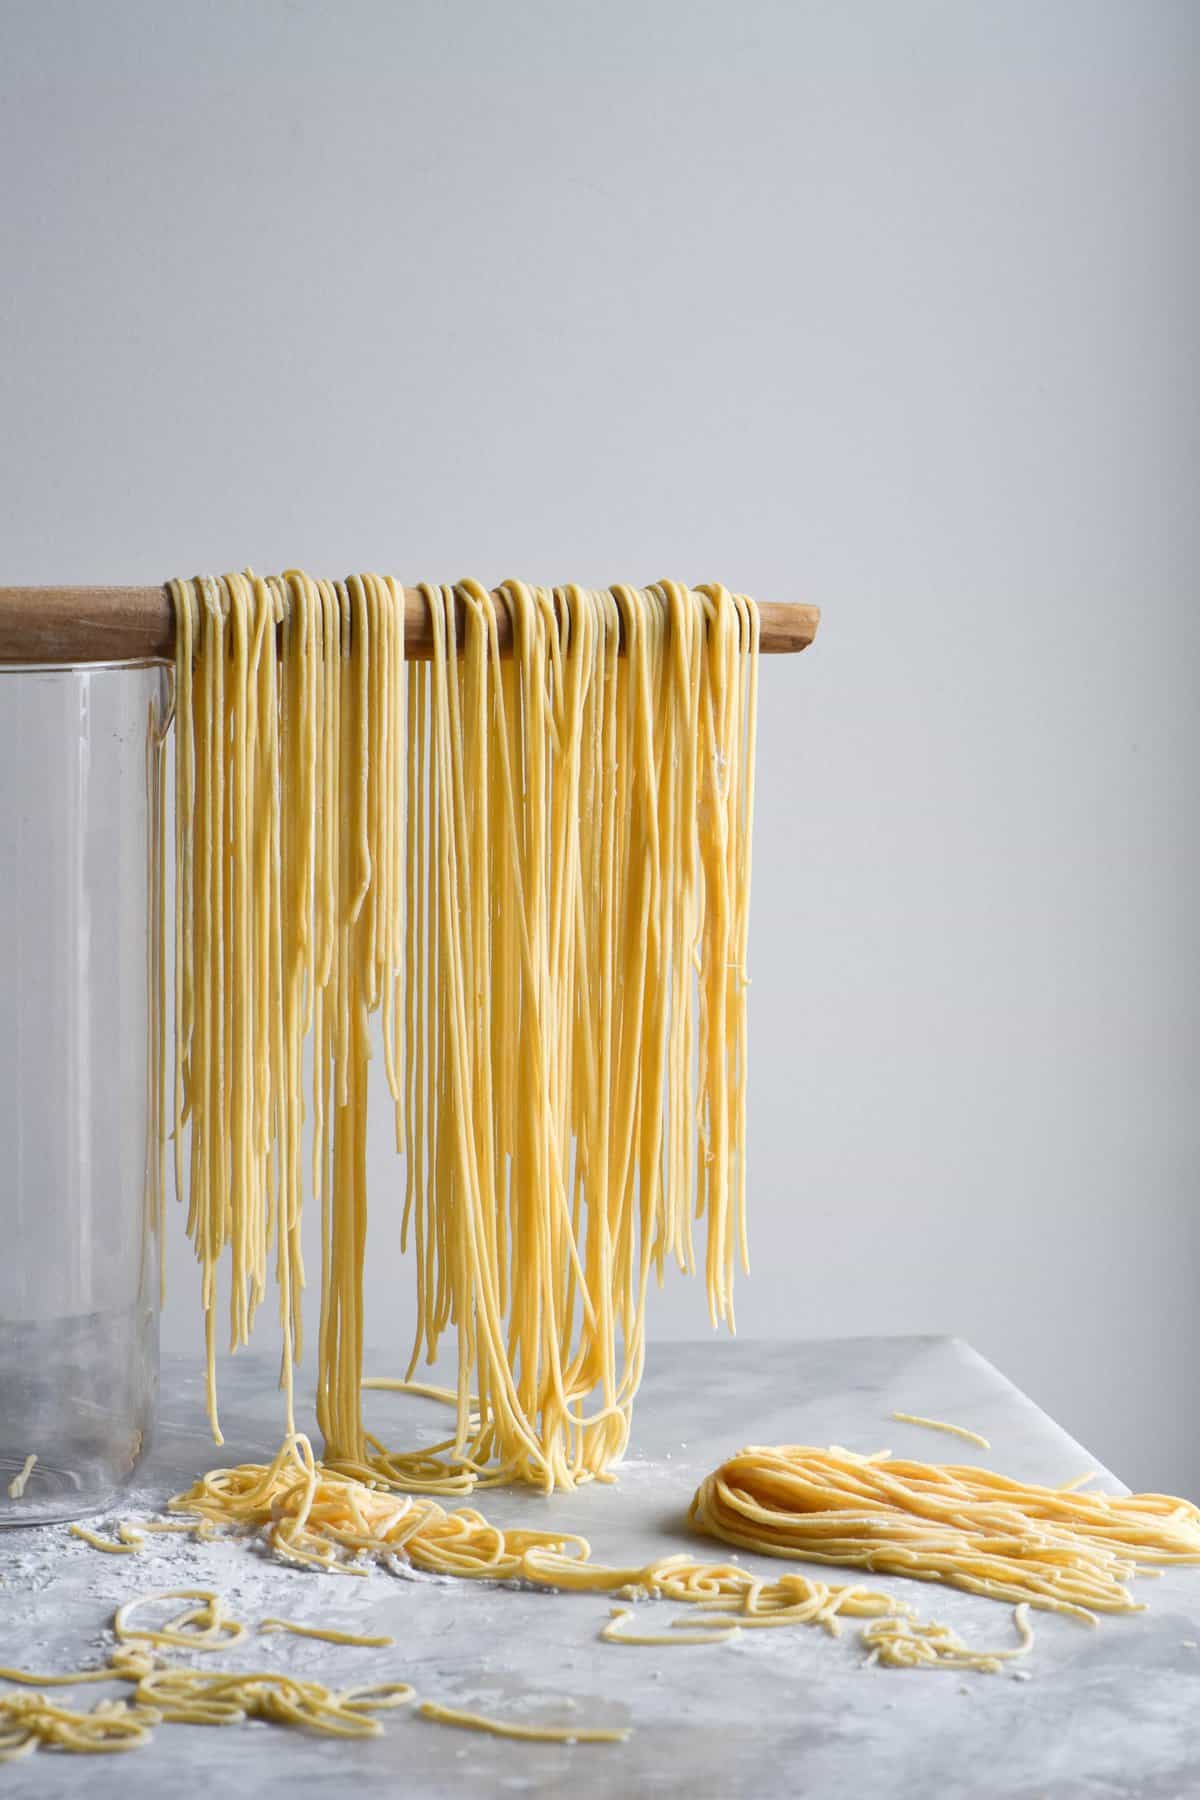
[0,1588,619,1761]
[160,1432,1038,1674]
[258,1618,395,1649]
[860,1604,1034,1674]
[890,1413,991,1450]
[67,1523,140,1555]
[0,1693,154,1762]
[688,1444,1200,1620]
[168,575,758,1491]
[52,1414,1200,1747]
[0,1562,1031,1765]
[40,566,1186,1767]
[161,1430,901,1631]
[6,1454,37,1501]
[415,1700,629,1743]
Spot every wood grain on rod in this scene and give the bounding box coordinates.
[0,586,820,665]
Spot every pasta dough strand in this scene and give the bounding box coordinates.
[169,576,758,1491]
[688,1444,1200,1621]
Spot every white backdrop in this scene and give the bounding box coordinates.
[1,0,1196,1494]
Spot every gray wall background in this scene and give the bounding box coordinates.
[1,1,1197,1493]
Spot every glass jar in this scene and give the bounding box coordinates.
[0,659,169,1523]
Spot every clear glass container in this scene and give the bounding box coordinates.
[0,660,169,1523]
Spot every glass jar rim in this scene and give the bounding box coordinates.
[0,658,171,677]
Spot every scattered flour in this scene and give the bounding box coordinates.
[0,1484,419,1680]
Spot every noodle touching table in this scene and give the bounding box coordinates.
[1,1337,1197,1797]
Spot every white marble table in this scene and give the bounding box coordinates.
[1,1336,1197,1797]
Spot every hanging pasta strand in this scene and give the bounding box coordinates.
[170,576,758,1491]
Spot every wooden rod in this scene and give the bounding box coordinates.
[0,586,819,666]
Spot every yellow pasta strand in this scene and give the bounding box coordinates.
[891,1413,992,1450]
[600,1607,738,1647]
[152,572,1200,1723]
[0,1649,156,1689]
[0,1694,155,1762]
[417,1700,629,1744]
[688,1445,1200,1622]
[160,1417,1200,1679]
[113,1589,247,1652]
[7,1454,37,1500]
[67,1525,139,1556]
[169,575,758,1493]
[0,1653,412,1761]
[131,1667,413,1736]
[0,1594,621,1762]
[258,1619,395,1649]
[162,1435,921,1652]
[862,1603,1035,1673]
